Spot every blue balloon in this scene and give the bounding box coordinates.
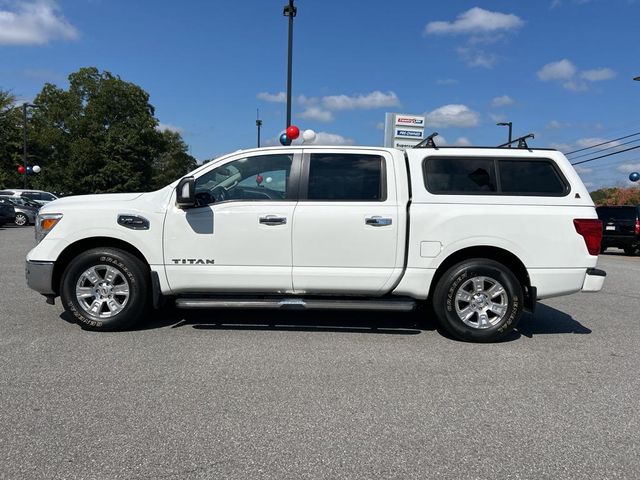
[630,172,640,182]
[26,166,32,173]
[279,133,291,146]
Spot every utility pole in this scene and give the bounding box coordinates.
[283,0,296,131]
[256,108,262,148]
[22,103,28,189]
[21,103,40,188]
[497,121,513,147]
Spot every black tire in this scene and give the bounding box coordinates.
[60,248,149,331]
[432,259,524,343]
[600,245,607,254]
[14,212,29,226]
[623,247,638,256]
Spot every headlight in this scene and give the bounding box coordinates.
[35,213,63,243]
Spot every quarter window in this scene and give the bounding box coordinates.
[499,160,567,195]
[307,153,385,201]
[424,158,497,194]
[423,157,569,196]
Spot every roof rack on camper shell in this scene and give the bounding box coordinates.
[412,132,538,150]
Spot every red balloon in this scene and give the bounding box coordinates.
[17,166,25,174]
[286,125,300,140]
[256,174,263,185]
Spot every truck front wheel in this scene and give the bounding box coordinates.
[432,259,524,343]
[60,248,149,331]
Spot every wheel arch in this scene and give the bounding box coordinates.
[428,245,532,306]
[52,237,150,294]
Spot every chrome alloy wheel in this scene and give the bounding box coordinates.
[14,213,28,226]
[454,276,508,329]
[75,265,130,318]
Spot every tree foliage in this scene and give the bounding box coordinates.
[1,68,196,194]
[0,89,23,188]
[590,186,640,206]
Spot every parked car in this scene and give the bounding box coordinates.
[596,205,640,255]
[25,143,605,342]
[0,198,16,226]
[0,189,58,205]
[0,196,39,226]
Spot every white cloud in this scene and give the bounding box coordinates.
[0,0,78,45]
[490,95,514,108]
[375,122,385,131]
[425,104,480,128]
[549,142,572,151]
[575,137,618,148]
[257,91,286,103]
[574,166,593,174]
[322,91,400,110]
[562,80,588,91]
[538,60,615,91]
[455,137,472,146]
[157,123,184,134]
[456,47,497,68]
[298,106,334,122]
[580,68,616,81]
[489,113,507,123]
[538,59,576,81]
[312,132,355,146]
[297,94,318,106]
[616,163,640,174]
[424,7,524,35]
[547,120,570,129]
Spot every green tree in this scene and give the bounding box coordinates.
[24,67,194,195]
[0,89,22,188]
[151,130,198,189]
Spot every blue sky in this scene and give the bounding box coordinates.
[1,0,639,189]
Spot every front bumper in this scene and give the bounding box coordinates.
[25,260,56,295]
[581,268,606,292]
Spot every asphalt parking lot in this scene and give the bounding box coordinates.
[1,225,639,479]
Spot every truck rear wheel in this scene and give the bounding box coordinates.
[432,259,523,342]
[60,248,149,331]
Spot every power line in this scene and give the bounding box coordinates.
[568,137,640,160]
[565,131,640,155]
[572,144,640,166]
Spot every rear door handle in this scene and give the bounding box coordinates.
[365,216,392,227]
[259,215,287,226]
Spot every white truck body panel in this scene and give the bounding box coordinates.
[26,145,602,306]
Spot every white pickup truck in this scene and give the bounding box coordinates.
[25,142,605,342]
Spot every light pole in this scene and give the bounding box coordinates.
[497,121,513,147]
[256,108,262,148]
[283,0,297,132]
[22,103,39,189]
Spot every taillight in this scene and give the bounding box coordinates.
[574,219,603,256]
[635,220,640,236]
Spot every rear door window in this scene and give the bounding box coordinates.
[306,153,386,201]
[597,207,636,221]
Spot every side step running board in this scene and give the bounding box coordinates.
[174,297,416,312]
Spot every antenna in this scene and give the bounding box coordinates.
[256,108,263,148]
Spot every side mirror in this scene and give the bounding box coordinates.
[176,176,196,209]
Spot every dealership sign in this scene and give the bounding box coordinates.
[395,129,424,139]
[384,113,426,149]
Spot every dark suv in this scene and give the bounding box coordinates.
[596,205,640,255]
[0,198,16,226]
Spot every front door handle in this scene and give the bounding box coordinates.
[259,215,287,226]
[365,216,392,227]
